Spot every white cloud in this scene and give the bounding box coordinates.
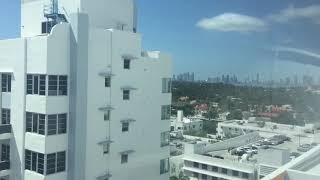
[196,13,267,33]
[269,5,320,24]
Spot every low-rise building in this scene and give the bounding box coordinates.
[171,111,203,133]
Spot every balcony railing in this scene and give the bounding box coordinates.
[0,161,10,171]
[0,125,11,135]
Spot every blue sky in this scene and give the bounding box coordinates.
[1,0,320,81]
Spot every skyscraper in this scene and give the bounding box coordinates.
[0,0,171,180]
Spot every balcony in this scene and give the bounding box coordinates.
[0,125,11,141]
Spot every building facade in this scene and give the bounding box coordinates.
[0,0,172,180]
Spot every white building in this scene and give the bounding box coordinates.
[171,111,203,133]
[0,0,171,180]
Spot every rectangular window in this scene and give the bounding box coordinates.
[221,168,228,174]
[32,113,38,134]
[25,150,60,175]
[121,154,128,164]
[37,153,44,175]
[1,109,10,124]
[39,114,45,135]
[105,77,111,87]
[26,112,45,135]
[161,105,171,120]
[104,110,111,121]
[27,75,33,94]
[1,74,11,93]
[201,174,207,179]
[193,162,199,168]
[201,164,208,170]
[124,59,131,69]
[242,173,249,179]
[1,144,9,161]
[46,153,56,175]
[103,144,110,154]
[122,122,129,132]
[232,170,239,177]
[57,151,66,172]
[212,166,218,172]
[27,74,46,96]
[160,158,169,174]
[162,78,172,93]
[123,90,130,100]
[33,75,39,94]
[48,115,57,135]
[31,152,37,171]
[58,76,68,95]
[58,114,67,134]
[160,131,170,147]
[25,150,31,170]
[48,75,58,96]
[39,75,46,95]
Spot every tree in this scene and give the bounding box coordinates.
[203,108,218,120]
[227,110,243,120]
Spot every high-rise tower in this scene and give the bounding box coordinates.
[0,0,171,180]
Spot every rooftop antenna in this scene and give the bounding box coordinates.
[43,0,67,33]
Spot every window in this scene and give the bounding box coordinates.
[26,75,46,96]
[121,154,128,164]
[105,77,111,87]
[242,173,249,179]
[48,75,68,96]
[201,174,207,179]
[58,114,67,134]
[160,158,169,174]
[201,164,208,170]
[221,168,228,174]
[212,166,218,172]
[103,144,110,154]
[26,112,46,135]
[160,131,170,147]
[162,78,172,93]
[232,170,239,177]
[46,153,56,175]
[38,153,44,175]
[1,74,11,92]
[161,105,171,120]
[48,76,58,96]
[25,150,45,175]
[193,162,199,168]
[57,152,66,172]
[104,110,111,121]
[193,172,199,178]
[123,90,130,100]
[46,151,66,175]
[1,144,9,161]
[58,76,68,95]
[212,177,218,180]
[48,115,58,135]
[27,112,66,136]
[1,109,10,125]
[124,59,131,69]
[122,122,129,132]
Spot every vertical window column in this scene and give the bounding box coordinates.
[1,109,10,125]
[1,74,11,93]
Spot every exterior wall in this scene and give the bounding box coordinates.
[0,38,27,180]
[83,28,171,180]
[183,159,256,180]
[6,1,170,180]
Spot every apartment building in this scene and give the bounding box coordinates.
[0,0,171,180]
